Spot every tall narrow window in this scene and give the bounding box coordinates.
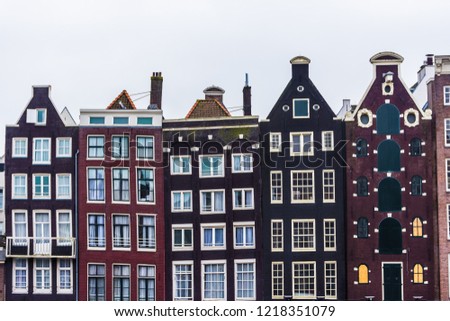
[357,176,368,196]
[321,131,334,151]
[272,262,284,299]
[113,265,130,301]
[173,263,193,300]
[88,214,105,248]
[356,139,368,157]
[57,211,71,245]
[271,220,283,251]
[88,136,104,159]
[111,135,129,159]
[13,138,27,158]
[324,261,337,299]
[358,264,369,284]
[112,168,130,202]
[323,170,335,203]
[270,171,283,203]
[324,219,336,251]
[202,262,226,300]
[88,168,105,201]
[12,174,27,199]
[56,174,71,199]
[138,265,155,301]
[113,215,130,249]
[136,136,154,160]
[411,176,422,196]
[412,217,423,237]
[138,215,156,250]
[447,160,450,192]
[57,259,72,293]
[137,168,154,203]
[377,140,401,172]
[410,138,422,156]
[444,86,450,105]
[413,264,424,284]
[291,170,315,203]
[270,133,282,152]
[56,138,71,157]
[445,119,450,146]
[357,217,368,238]
[235,261,256,300]
[13,211,27,245]
[88,264,105,301]
[447,204,450,240]
[13,259,28,293]
[34,258,51,293]
[376,103,400,134]
[292,262,316,299]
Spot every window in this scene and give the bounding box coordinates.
[202,261,226,300]
[325,261,337,299]
[89,117,105,124]
[233,188,254,209]
[88,264,105,301]
[270,171,283,203]
[292,262,316,299]
[447,204,450,240]
[357,176,368,196]
[0,188,3,210]
[232,154,252,173]
[173,262,193,300]
[12,174,27,199]
[111,135,129,159]
[200,155,224,177]
[356,139,368,157]
[357,217,369,238]
[323,170,335,203]
[410,138,422,156]
[376,103,400,134]
[271,220,283,251]
[36,109,47,125]
[137,168,154,203]
[88,168,105,201]
[88,136,104,159]
[33,138,51,164]
[57,211,71,245]
[171,156,191,175]
[445,119,450,147]
[322,131,334,151]
[291,170,315,203]
[12,138,27,157]
[411,176,422,196]
[0,221,3,236]
[88,214,105,248]
[13,259,28,293]
[270,132,282,152]
[172,225,193,250]
[444,86,450,105]
[379,218,402,254]
[377,140,400,172]
[413,264,424,284]
[13,211,27,245]
[113,168,130,202]
[136,136,154,160]
[324,219,336,251]
[272,262,284,299]
[57,259,72,293]
[113,117,129,125]
[358,264,369,284]
[293,98,309,118]
[290,132,313,156]
[201,224,225,250]
[33,174,51,199]
[447,160,450,192]
[113,215,130,249]
[292,219,315,251]
[235,260,256,300]
[172,191,192,212]
[34,212,51,255]
[412,217,423,237]
[138,215,156,250]
[137,117,153,125]
[56,138,71,157]
[113,265,130,301]
[234,223,255,248]
[34,258,51,293]
[378,177,402,212]
[56,174,71,199]
[138,265,156,301]
[200,190,225,214]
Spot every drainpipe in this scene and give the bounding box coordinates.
[74,149,79,301]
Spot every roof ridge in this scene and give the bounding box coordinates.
[106,89,137,110]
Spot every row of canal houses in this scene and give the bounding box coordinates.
[1,51,450,301]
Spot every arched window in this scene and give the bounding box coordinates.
[410,138,422,156]
[411,176,422,196]
[412,217,423,237]
[379,218,402,254]
[378,178,402,212]
[413,264,424,284]
[376,104,400,134]
[356,139,368,157]
[357,217,369,238]
[357,177,369,196]
[377,140,400,172]
[358,264,369,284]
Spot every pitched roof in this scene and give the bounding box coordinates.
[106,90,136,110]
[185,99,231,119]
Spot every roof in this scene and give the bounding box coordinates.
[370,51,404,64]
[185,99,231,119]
[106,90,137,110]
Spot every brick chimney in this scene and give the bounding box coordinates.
[204,86,225,105]
[243,73,252,116]
[150,72,163,109]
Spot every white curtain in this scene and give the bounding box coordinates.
[214,192,224,212]
[204,264,225,299]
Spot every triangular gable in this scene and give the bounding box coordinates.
[106,90,136,110]
[185,99,231,119]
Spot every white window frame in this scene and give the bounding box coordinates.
[137,214,156,251]
[232,188,254,210]
[173,261,194,301]
[446,159,450,192]
[170,156,192,175]
[235,259,256,301]
[290,132,314,156]
[112,167,130,203]
[322,170,335,203]
[12,137,28,158]
[171,190,193,212]
[271,219,283,252]
[12,173,27,199]
[232,153,253,173]
[13,258,28,293]
[201,223,226,250]
[323,219,336,251]
[321,131,334,151]
[57,259,73,294]
[199,155,224,178]
[111,135,130,160]
[87,167,105,203]
[292,261,316,300]
[270,132,282,152]
[33,210,51,254]
[36,108,47,125]
[291,170,315,204]
[112,264,131,301]
[324,261,337,300]
[87,135,105,160]
[292,219,316,252]
[112,214,131,250]
[444,86,450,106]
[87,213,106,250]
[32,173,51,200]
[87,263,106,301]
[33,258,52,294]
[270,171,283,204]
[12,210,28,246]
[271,262,284,300]
[137,264,156,301]
[201,260,227,301]
[136,167,155,204]
[293,98,310,119]
[445,119,450,147]
[32,137,51,165]
[56,173,71,199]
[447,204,450,240]
[172,224,193,251]
[136,135,155,160]
[200,189,225,214]
[233,222,255,249]
[56,210,72,246]
[56,137,72,158]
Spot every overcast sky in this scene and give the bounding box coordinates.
[1,0,450,152]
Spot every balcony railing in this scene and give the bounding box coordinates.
[6,237,76,258]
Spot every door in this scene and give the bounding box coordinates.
[383,263,402,301]
[34,212,51,255]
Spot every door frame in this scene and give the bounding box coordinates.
[381,262,403,301]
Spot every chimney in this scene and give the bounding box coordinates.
[342,99,351,112]
[204,86,225,105]
[426,54,434,66]
[290,56,311,79]
[243,73,252,116]
[33,85,51,98]
[150,72,163,109]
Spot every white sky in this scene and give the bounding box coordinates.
[1,0,450,152]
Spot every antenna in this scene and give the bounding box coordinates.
[245,73,249,87]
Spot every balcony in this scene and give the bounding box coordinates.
[6,237,76,258]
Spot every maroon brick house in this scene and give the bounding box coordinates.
[344,52,436,300]
[77,74,165,300]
